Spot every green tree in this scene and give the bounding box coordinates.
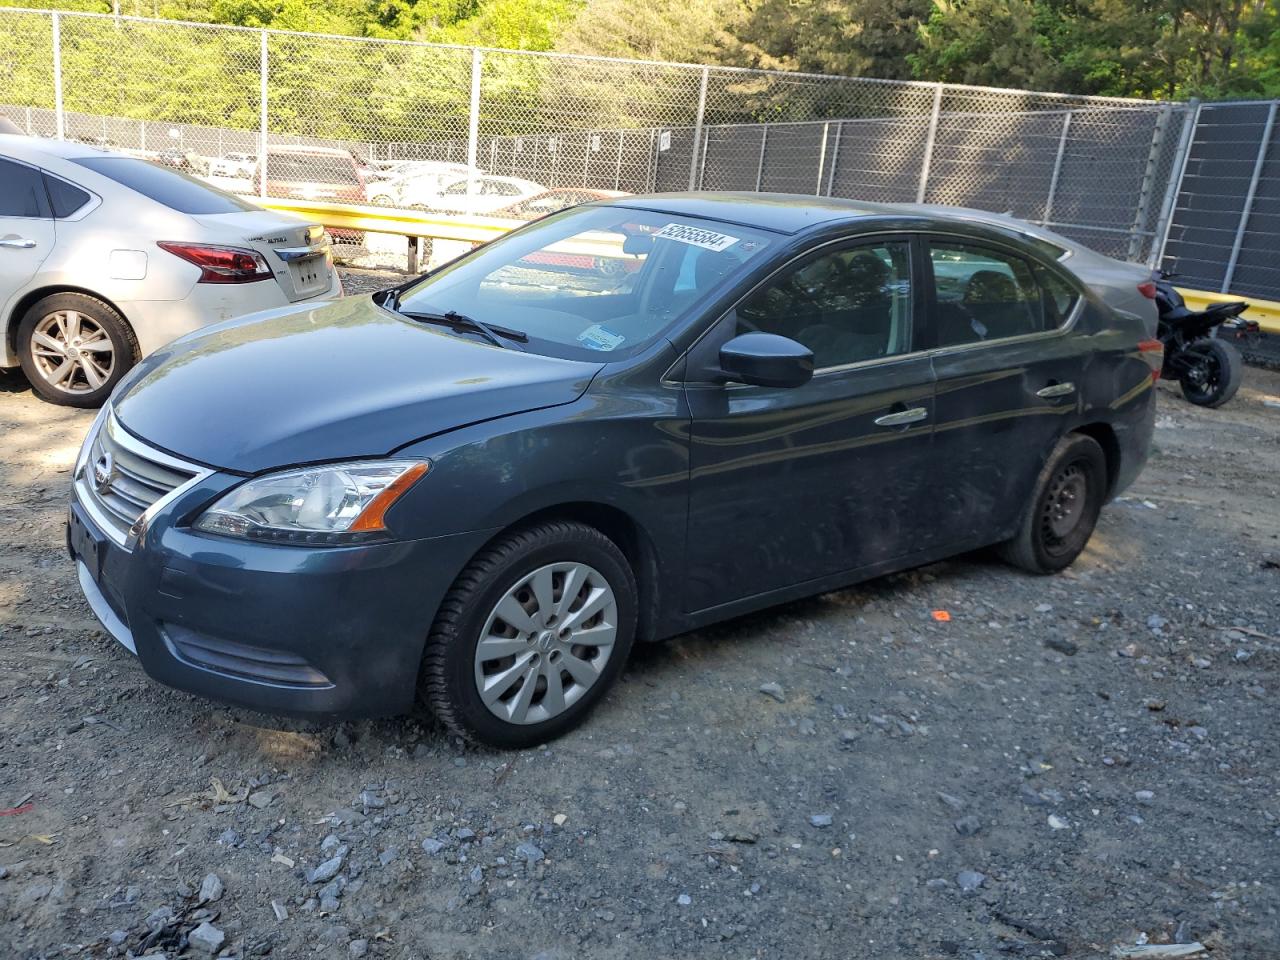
[724,0,933,79]
[555,0,745,64]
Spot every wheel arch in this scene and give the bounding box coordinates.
[474,500,664,644]
[1072,421,1121,496]
[5,284,134,362]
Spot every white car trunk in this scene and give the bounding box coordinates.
[191,211,333,303]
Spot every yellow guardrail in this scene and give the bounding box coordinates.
[1178,288,1280,334]
[237,195,525,244]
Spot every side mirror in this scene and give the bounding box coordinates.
[718,332,814,389]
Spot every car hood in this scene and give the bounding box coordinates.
[113,296,603,473]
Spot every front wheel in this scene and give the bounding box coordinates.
[1179,337,1242,408]
[998,433,1107,575]
[419,521,637,748]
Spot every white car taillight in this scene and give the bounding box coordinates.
[157,241,272,284]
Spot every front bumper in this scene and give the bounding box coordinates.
[68,479,492,718]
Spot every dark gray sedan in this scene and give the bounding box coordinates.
[67,194,1162,747]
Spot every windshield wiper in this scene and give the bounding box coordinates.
[397,308,527,351]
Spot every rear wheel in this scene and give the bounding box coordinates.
[1179,337,1241,408]
[998,434,1106,575]
[16,293,138,407]
[419,521,637,748]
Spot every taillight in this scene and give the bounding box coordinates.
[158,241,272,284]
[1138,338,1164,380]
[1137,281,1158,299]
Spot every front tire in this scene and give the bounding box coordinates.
[1179,337,1241,408]
[419,521,637,748]
[17,293,138,407]
[998,434,1107,575]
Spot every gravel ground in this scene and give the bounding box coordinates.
[2,277,1278,959]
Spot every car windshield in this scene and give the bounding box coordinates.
[397,206,777,361]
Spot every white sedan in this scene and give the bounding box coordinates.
[0,135,341,406]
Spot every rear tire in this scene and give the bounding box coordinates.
[1179,337,1241,408]
[419,521,637,748]
[998,434,1107,575]
[16,292,138,407]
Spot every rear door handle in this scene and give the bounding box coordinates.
[0,236,37,249]
[874,406,929,427]
[1036,381,1076,399]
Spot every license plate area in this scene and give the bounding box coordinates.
[68,504,105,580]
[288,254,327,295]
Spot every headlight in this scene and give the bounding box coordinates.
[194,459,429,544]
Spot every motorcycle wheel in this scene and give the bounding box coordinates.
[1179,337,1243,408]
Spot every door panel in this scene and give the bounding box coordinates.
[925,239,1085,545]
[0,158,55,321]
[685,359,936,611]
[683,235,937,613]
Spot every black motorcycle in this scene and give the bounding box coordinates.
[1154,275,1257,408]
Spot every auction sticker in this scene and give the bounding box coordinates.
[655,223,740,252]
[577,324,626,351]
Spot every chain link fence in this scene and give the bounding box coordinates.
[2,6,1267,281]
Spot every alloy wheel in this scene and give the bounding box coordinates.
[473,561,618,725]
[29,310,115,395]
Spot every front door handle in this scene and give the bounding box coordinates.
[874,406,929,427]
[1036,381,1076,399]
[0,236,37,249]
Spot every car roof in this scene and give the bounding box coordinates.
[610,191,1100,258]
[0,133,110,162]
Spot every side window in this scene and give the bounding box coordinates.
[1034,264,1080,328]
[929,242,1045,345]
[0,159,49,218]
[44,175,91,218]
[736,241,913,369]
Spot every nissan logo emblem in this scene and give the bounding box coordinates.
[93,451,114,493]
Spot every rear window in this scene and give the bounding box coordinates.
[73,157,257,215]
[266,153,360,184]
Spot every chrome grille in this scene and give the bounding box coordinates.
[75,413,200,547]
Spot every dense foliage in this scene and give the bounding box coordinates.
[4,0,1277,99]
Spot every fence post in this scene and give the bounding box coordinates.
[51,11,65,141]
[464,46,482,212]
[614,132,625,190]
[1153,98,1199,269]
[688,66,709,191]
[755,124,768,192]
[1223,99,1276,293]
[814,122,829,195]
[258,30,268,198]
[1127,103,1173,261]
[825,120,842,196]
[916,83,944,203]
[1042,110,1072,225]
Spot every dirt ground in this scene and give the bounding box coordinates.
[2,274,1278,960]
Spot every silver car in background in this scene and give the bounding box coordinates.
[0,135,342,406]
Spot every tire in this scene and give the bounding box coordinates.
[1179,337,1242,408]
[998,433,1107,575]
[419,521,637,748]
[16,292,138,407]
